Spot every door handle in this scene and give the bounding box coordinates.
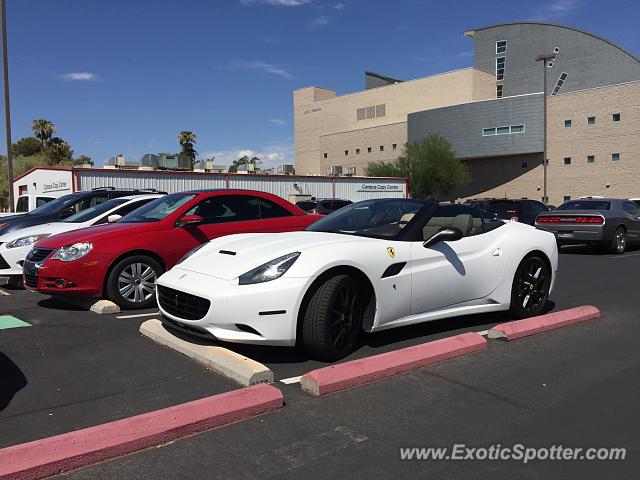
[492,248,502,257]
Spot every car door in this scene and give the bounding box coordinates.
[170,194,265,266]
[409,205,503,314]
[622,201,640,241]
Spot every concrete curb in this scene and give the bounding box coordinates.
[300,332,487,396]
[0,384,283,480]
[487,305,601,341]
[50,296,120,314]
[140,319,274,386]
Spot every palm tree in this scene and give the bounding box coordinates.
[31,119,56,147]
[178,131,197,170]
[46,137,73,164]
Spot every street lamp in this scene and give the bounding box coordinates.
[535,53,556,205]
[1,0,12,213]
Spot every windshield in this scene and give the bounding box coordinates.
[556,200,611,211]
[306,199,426,239]
[62,198,128,223]
[27,193,83,216]
[486,201,518,218]
[119,193,196,223]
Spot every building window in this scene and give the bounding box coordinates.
[510,124,525,134]
[483,128,496,136]
[496,126,510,135]
[496,40,507,54]
[588,116,596,125]
[375,104,386,117]
[358,104,386,120]
[379,145,384,152]
[563,157,571,165]
[612,113,621,122]
[612,153,620,161]
[564,196,571,202]
[482,124,525,136]
[367,147,372,153]
[564,119,572,128]
[496,84,503,98]
[392,144,397,150]
[344,150,349,156]
[587,155,595,163]
[355,148,360,154]
[356,108,365,121]
[551,72,567,95]
[323,153,328,159]
[365,106,376,119]
[496,57,506,81]
[521,161,528,169]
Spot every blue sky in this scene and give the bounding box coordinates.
[0,0,638,168]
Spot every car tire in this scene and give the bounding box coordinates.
[106,255,163,309]
[608,227,626,255]
[509,255,551,319]
[302,274,362,361]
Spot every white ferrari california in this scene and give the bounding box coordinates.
[156,198,558,360]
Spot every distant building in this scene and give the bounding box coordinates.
[294,22,640,204]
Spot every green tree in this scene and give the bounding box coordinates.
[177,131,197,169]
[46,137,74,164]
[73,154,94,166]
[31,119,56,147]
[228,155,261,173]
[12,137,42,157]
[365,135,470,199]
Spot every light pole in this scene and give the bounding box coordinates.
[1,0,13,212]
[535,53,556,205]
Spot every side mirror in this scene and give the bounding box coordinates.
[423,227,464,248]
[178,214,204,227]
[59,207,75,219]
[107,214,122,223]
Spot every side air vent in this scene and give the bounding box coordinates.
[382,262,407,278]
[219,250,236,256]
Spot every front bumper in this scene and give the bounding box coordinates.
[156,267,314,346]
[23,253,110,297]
[0,244,31,277]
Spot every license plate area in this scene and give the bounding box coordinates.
[557,232,574,239]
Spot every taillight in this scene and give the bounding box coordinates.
[537,215,603,224]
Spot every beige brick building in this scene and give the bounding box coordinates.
[294,22,640,205]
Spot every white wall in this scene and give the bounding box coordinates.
[13,169,74,201]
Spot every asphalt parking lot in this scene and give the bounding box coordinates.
[1,246,639,478]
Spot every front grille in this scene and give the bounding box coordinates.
[24,271,38,289]
[0,254,9,270]
[157,285,211,321]
[27,248,55,263]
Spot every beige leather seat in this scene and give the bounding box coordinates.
[398,213,415,228]
[423,214,472,240]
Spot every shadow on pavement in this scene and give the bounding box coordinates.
[0,352,27,411]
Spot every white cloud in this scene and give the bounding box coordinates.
[228,60,293,79]
[61,72,98,81]
[309,15,330,30]
[334,3,346,10]
[269,118,287,125]
[531,0,580,20]
[199,143,294,170]
[240,0,313,6]
[456,49,474,59]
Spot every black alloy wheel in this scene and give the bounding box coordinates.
[510,255,551,319]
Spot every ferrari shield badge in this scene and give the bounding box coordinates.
[387,247,396,258]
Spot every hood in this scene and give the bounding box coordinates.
[0,222,81,242]
[36,221,159,248]
[177,231,378,280]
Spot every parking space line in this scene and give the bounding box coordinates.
[117,312,160,319]
[280,376,303,385]
[0,288,10,296]
[609,252,640,259]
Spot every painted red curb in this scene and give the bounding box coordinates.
[488,305,601,341]
[0,384,283,480]
[300,332,487,396]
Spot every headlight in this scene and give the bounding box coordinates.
[51,242,93,262]
[6,234,51,249]
[0,223,8,229]
[178,243,206,264]
[238,252,300,285]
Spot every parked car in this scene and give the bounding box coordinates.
[630,198,640,208]
[156,199,558,360]
[535,198,640,254]
[0,194,56,217]
[24,190,322,309]
[295,198,353,215]
[0,194,163,286]
[0,187,165,236]
[464,198,549,225]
